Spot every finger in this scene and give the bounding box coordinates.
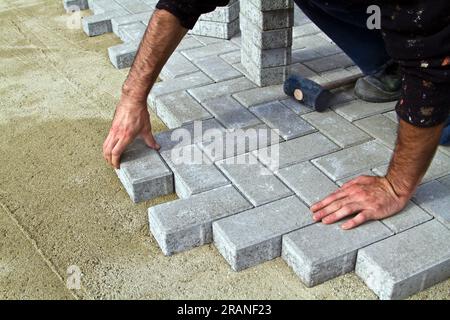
[322,202,363,224]
[104,136,119,166]
[111,137,133,169]
[311,188,349,213]
[341,211,370,230]
[313,197,353,222]
[103,133,113,161]
[141,130,160,150]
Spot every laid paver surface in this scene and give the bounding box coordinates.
[57,0,450,300]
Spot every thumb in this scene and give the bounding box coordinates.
[141,129,160,150]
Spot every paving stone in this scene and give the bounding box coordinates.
[356,220,450,300]
[354,114,398,149]
[279,98,314,115]
[200,0,240,23]
[193,55,242,82]
[240,0,294,31]
[116,21,146,42]
[302,111,371,148]
[247,0,294,11]
[438,174,450,187]
[312,141,392,181]
[148,72,213,106]
[82,9,129,36]
[216,153,293,206]
[282,220,393,287]
[373,151,450,184]
[276,161,338,206]
[188,77,256,103]
[413,180,450,229]
[192,35,224,46]
[148,185,252,255]
[332,100,396,122]
[250,101,315,140]
[91,0,123,14]
[116,0,150,14]
[233,84,287,108]
[160,144,230,198]
[381,202,432,234]
[255,132,340,170]
[292,23,320,38]
[111,11,152,35]
[291,47,324,64]
[182,42,239,61]
[175,36,204,52]
[155,118,225,153]
[336,171,376,186]
[199,125,281,162]
[213,196,313,271]
[438,144,450,157]
[318,68,362,88]
[240,15,292,50]
[159,52,199,80]
[108,41,139,69]
[241,36,292,68]
[202,96,261,130]
[241,52,290,87]
[64,0,89,11]
[154,91,212,129]
[116,143,174,203]
[219,50,241,65]
[383,111,398,123]
[304,53,354,73]
[289,63,317,78]
[190,19,240,40]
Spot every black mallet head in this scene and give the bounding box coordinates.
[284,75,334,112]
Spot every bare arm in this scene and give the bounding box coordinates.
[311,119,444,230]
[103,9,188,168]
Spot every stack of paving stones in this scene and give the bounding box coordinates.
[62,0,450,300]
[189,0,240,40]
[240,0,294,87]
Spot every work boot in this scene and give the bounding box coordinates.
[354,62,402,103]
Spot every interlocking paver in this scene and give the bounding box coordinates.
[108,41,139,69]
[232,85,287,108]
[439,175,450,187]
[117,21,146,42]
[213,196,313,271]
[154,91,212,129]
[381,202,432,234]
[64,0,89,11]
[312,141,392,181]
[111,11,152,35]
[155,118,225,153]
[199,125,280,162]
[160,144,230,198]
[159,52,199,80]
[413,180,450,229]
[148,185,252,255]
[216,153,293,206]
[202,96,261,130]
[356,220,450,300]
[303,111,371,148]
[193,55,242,82]
[276,161,338,206]
[282,220,393,287]
[279,98,314,115]
[82,9,129,37]
[148,72,213,107]
[354,114,398,149]
[250,101,315,140]
[116,143,174,203]
[332,100,396,122]
[188,77,257,103]
[181,42,239,61]
[240,0,294,31]
[255,132,339,169]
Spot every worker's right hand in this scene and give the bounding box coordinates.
[103,96,160,169]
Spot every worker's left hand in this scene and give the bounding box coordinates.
[311,176,410,230]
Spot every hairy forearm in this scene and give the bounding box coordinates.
[122,9,188,104]
[386,119,444,198]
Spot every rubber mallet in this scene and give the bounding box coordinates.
[283,75,334,112]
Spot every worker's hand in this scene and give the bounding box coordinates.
[103,96,160,169]
[311,176,410,230]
